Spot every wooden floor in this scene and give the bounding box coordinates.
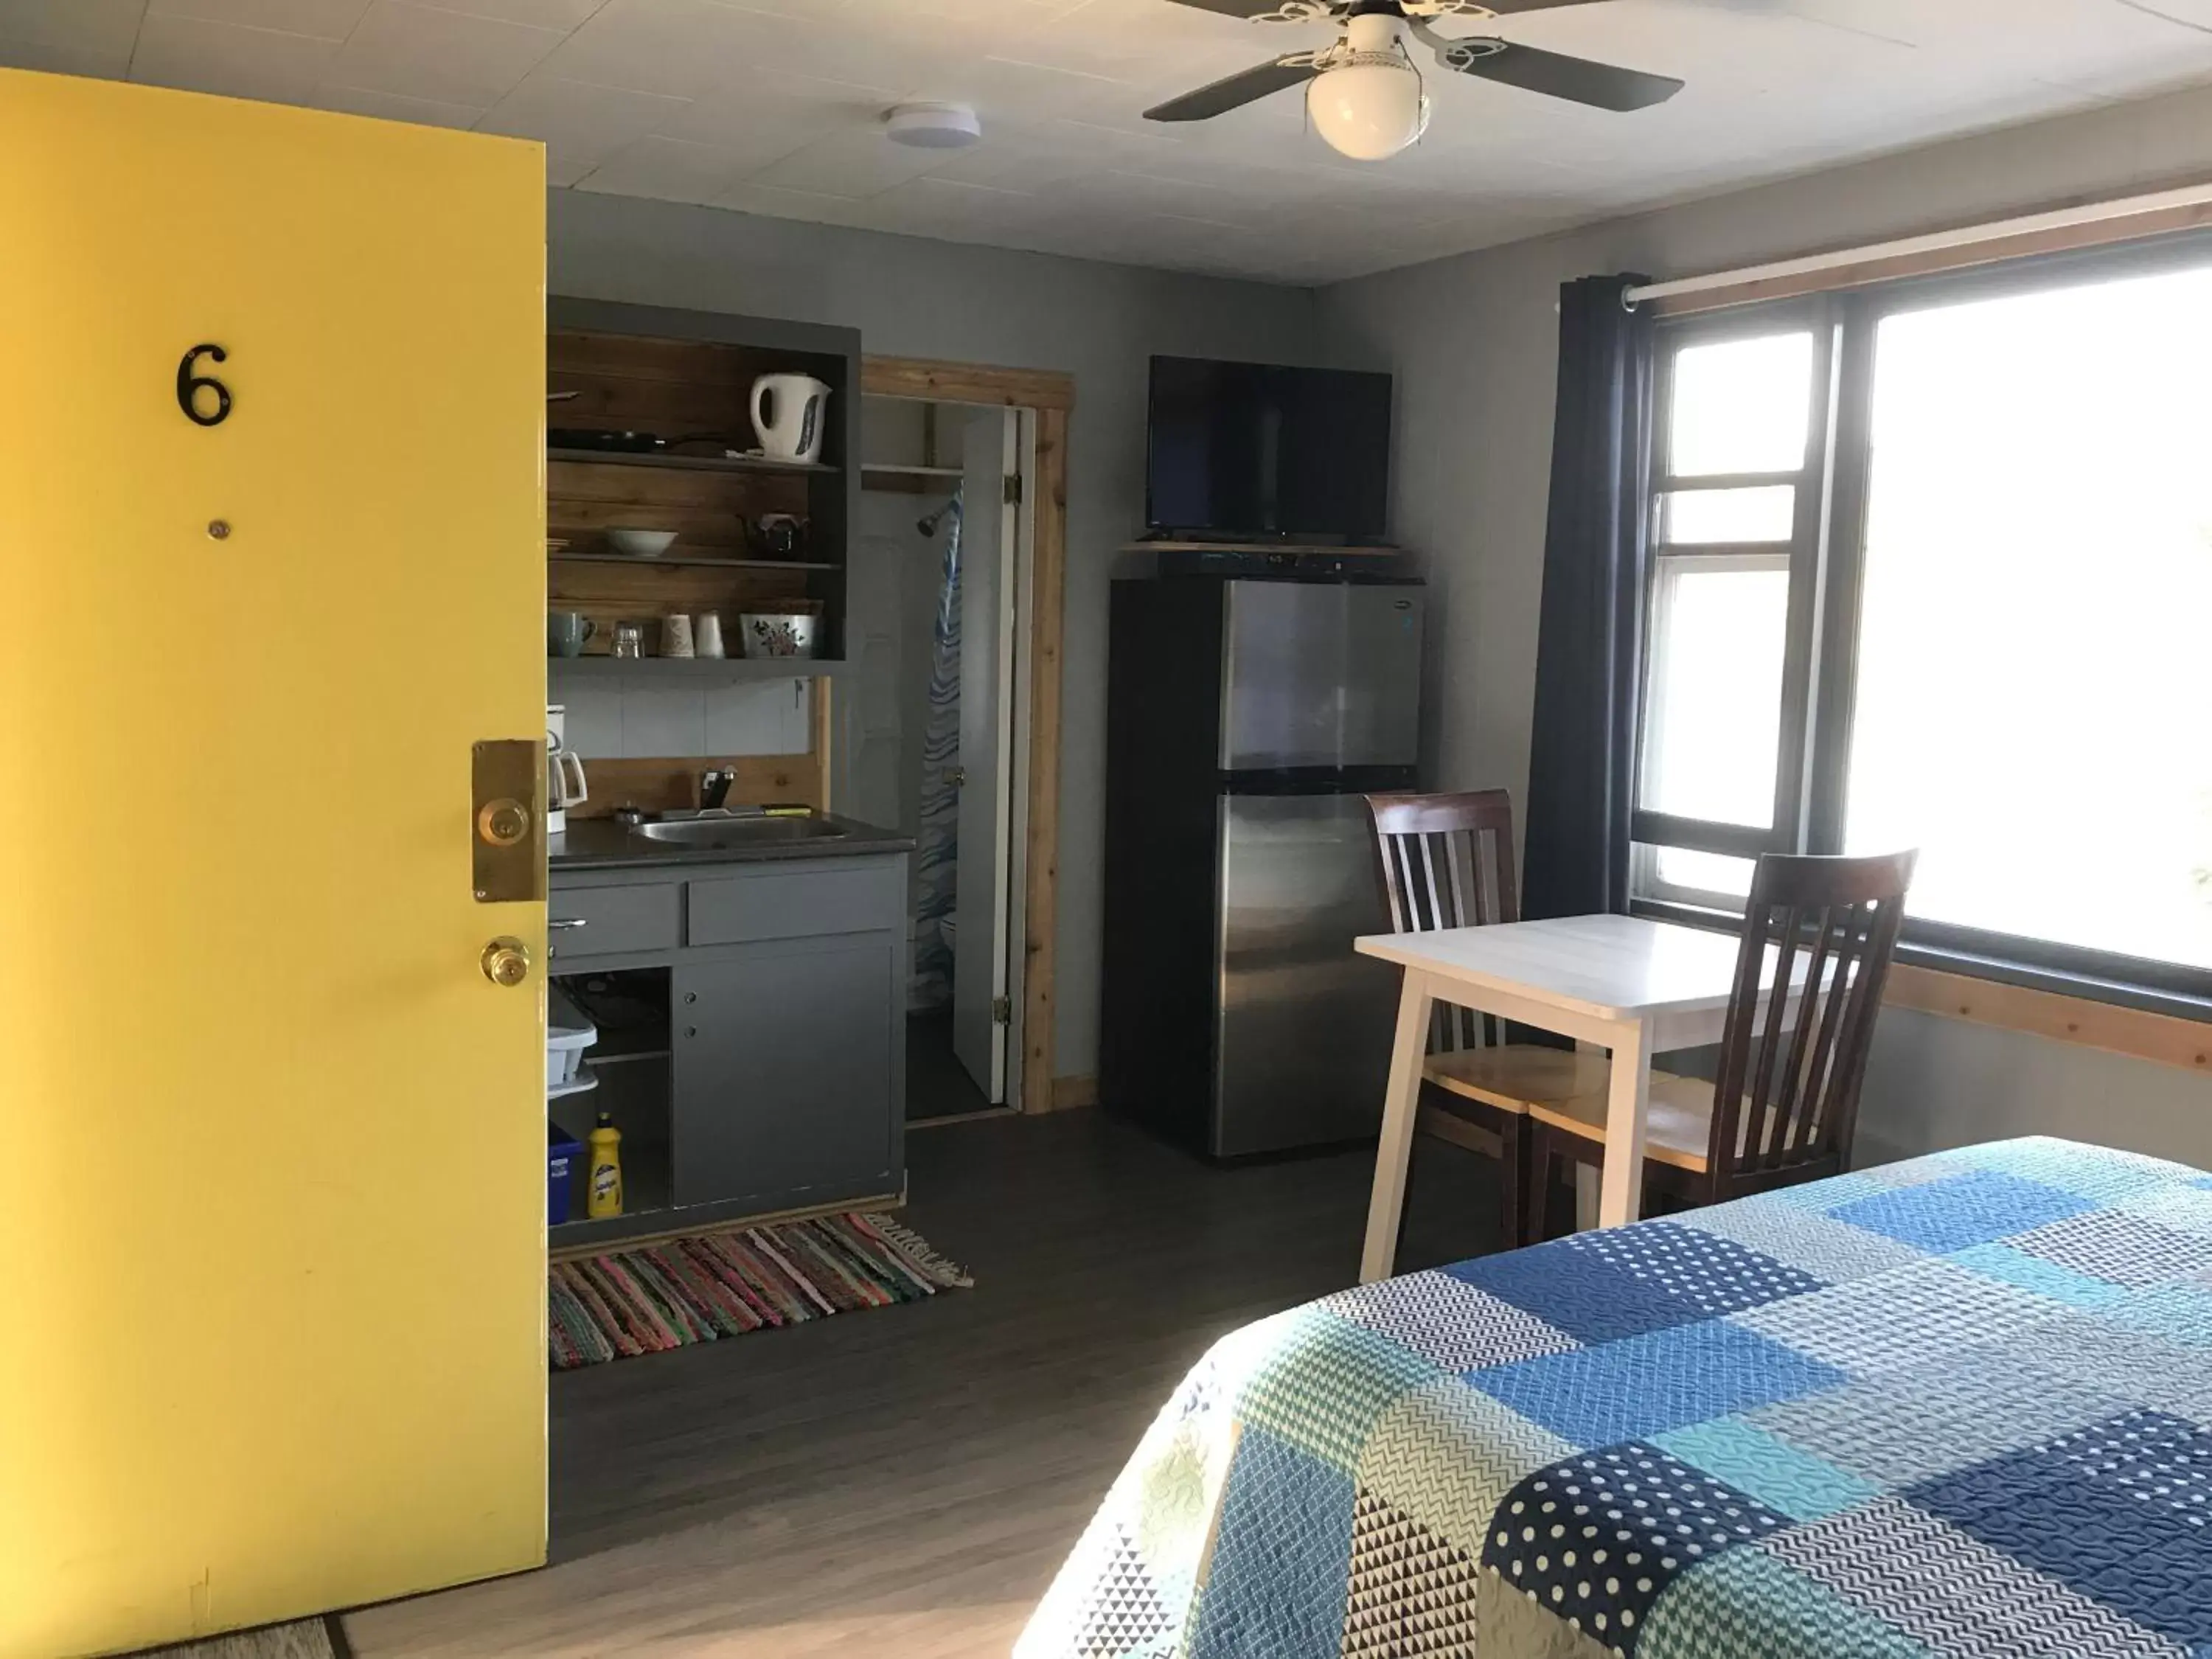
[907,1010,992,1122]
[344,1109,1502,1659]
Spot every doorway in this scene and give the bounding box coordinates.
[849,398,1031,1120]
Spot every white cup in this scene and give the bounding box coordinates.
[661,614,695,659]
[695,613,726,659]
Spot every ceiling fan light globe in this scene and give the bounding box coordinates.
[1307,60,1426,161]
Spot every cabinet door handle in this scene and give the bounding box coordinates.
[549,918,589,931]
[684,991,698,1004]
[683,1026,698,1040]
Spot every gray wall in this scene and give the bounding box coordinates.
[1315,81,2212,1170]
[549,190,1321,1081]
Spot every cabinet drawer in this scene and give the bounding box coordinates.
[688,862,903,946]
[547,883,681,961]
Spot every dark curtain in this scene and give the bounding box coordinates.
[1522,274,1656,922]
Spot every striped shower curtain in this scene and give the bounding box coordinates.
[912,494,961,1007]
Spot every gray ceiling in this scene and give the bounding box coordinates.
[7,0,2212,283]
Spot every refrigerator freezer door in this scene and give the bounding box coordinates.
[1220,581,1424,771]
[1213,792,1401,1156]
[1340,584,1424,770]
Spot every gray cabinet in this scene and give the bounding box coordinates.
[672,936,902,1208]
[549,847,907,1247]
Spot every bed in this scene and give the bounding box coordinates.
[1018,1137,2212,1659]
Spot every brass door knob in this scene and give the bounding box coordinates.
[481,936,532,987]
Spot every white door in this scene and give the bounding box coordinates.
[952,408,1019,1099]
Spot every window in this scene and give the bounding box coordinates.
[1634,242,2212,1004]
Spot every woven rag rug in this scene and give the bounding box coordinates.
[549,1211,973,1370]
[1018,1136,2212,1659]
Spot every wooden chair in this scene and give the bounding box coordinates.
[1525,849,1919,1235]
[1365,790,1625,1254]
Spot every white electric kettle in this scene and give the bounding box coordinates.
[751,374,832,465]
[546,703,588,837]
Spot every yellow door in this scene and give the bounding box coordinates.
[0,72,547,1658]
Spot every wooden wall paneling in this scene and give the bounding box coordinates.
[1885,964,2212,1075]
[862,356,1076,412]
[1023,406,1069,1114]
[552,329,773,385]
[572,753,826,820]
[546,459,809,557]
[812,678,834,810]
[547,560,820,658]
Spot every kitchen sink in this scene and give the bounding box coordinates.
[630,815,850,849]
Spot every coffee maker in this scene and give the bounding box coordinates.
[547,704,588,837]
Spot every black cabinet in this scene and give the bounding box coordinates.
[672,936,902,1209]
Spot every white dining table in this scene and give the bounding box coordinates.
[1353,913,1790,1283]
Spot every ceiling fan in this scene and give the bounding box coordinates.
[1144,0,1684,161]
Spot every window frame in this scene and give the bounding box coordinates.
[1630,234,2212,1021]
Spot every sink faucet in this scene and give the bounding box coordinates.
[700,768,736,810]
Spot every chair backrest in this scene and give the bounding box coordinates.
[1707,849,1918,1196]
[1365,790,1520,1053]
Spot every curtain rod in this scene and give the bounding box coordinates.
[1623,179,2212,307]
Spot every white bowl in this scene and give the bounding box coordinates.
[605,527,678,558]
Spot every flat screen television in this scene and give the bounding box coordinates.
[1145,355,1392,542]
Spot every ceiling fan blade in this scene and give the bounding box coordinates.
[1144,58,1321,122]
[1430,38,1683,111]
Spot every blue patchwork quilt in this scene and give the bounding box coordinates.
[1017,1138,2212,1659]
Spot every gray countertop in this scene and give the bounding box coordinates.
[550,813,915,873]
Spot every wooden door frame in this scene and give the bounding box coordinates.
[861,355,1074,1116]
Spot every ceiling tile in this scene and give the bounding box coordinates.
[0,36,135,75]
[147,0,370,40]
[654,74,870,149]
[727,4,971,96]
[131,13,340,102]
[911,53,1139,126]
[534,0,773,97]
[316,79,486,125]
[404,0,604,25]
[481,72,690,170]
[327,0,566,105]
[0,0,146,61]
[578,131,783,200]
[714,178,881,226]
[743,124,955,198]
[23,0,2212,285]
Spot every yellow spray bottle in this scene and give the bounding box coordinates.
[587,1110,623,1219]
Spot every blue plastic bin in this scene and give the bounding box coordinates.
[548,1121,584,1225]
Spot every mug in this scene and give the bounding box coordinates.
[661,614,695,659]
[695,613,726,659]
[548,612,596,658]
[611,622,644,660]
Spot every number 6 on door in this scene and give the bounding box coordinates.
[176,341,230,426]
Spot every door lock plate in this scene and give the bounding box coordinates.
[473,739,546,903]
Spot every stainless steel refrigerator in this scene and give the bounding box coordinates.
[1102,574,1425,1157]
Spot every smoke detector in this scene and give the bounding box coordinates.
[883,102,984,150]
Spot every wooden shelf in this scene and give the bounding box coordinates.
[550,552,838,572]
[550,655,842,680]
[549,445,838,476]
